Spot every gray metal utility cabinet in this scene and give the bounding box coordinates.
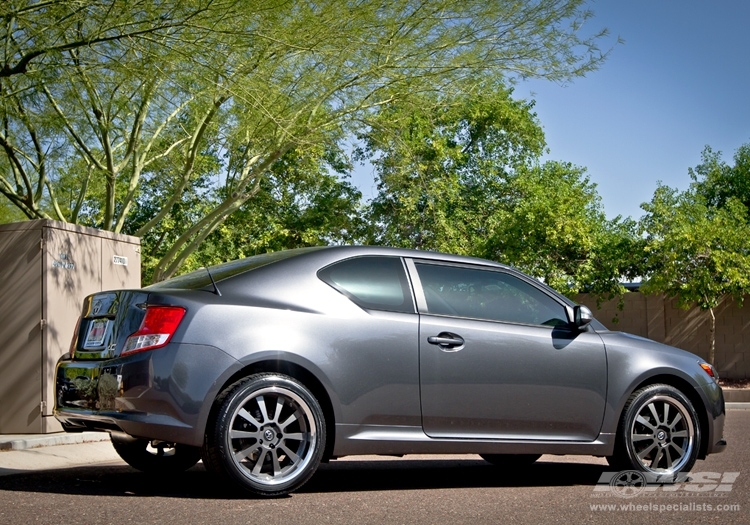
[0,220,141,434]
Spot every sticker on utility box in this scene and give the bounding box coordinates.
[113,255,128,266]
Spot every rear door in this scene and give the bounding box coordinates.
[409,260,607,441]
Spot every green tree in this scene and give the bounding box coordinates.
[0,0,613,282]
[483,161,640,296]
[359,85,636,297]
[640,185,750,364]
[0,196,23,223]
[690,143,750,213]
[361,83,546,253]
[0,1,229,79]
[132,143,365,283]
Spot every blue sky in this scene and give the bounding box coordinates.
[351,1,750,221]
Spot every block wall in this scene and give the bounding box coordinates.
[576,293,748,379]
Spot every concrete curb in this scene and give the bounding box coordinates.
[0,431,110,451]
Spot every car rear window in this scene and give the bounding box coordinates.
[148,247,325,290]
[318,256,415,313]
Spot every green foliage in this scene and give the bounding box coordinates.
[484,161,640,296]
[361,83,546,253]
[0,1,218,78]
[0,197,24,223]
[0,0,613,281]
[359,84,637,298]
[689,144,750,213]
[135,144,364,284]
[640,186,750,311]
[640,144,750,364]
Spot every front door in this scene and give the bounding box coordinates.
[412,261,607,441]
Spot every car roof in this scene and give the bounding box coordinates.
[148,245,511,292]
[296,245,510,268]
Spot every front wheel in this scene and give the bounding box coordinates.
[608,384,700,476]
[203,373,326,497]
[111,435,201,474]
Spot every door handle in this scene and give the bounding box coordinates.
[427,333,465,350]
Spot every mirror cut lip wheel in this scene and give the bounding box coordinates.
[225,386,318,486]
[628,395,695,474]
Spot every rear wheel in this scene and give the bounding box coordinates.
[480,454,541,468]
[608,384,700,476]
[111,435,201,474]
[203,373,326,497]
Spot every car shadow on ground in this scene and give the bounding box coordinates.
[0,457,612,499]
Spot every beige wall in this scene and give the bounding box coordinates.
[0,220,141,434]
[577,293,749,379]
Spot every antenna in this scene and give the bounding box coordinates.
[201,267,222,296]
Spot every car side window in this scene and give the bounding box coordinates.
[414,263,569,327]
[318,256,414,313]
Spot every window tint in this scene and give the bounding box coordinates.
[319,257,414,313]
[415,263,569,327]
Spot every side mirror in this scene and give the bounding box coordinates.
[573,305,593,329]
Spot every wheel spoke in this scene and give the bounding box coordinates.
[648,403,661,425]
[283,432,305,441]
[272,397,284,423]
[256,395,270,424]
[251,449,269,475]
[279,444,300,464]
[637,442,657,460]
[669,441,685,458]
[229,429,261,440]
[280,410,301,431]
[632,433,654,442]
[663,403,670,427]
[636,415,657,432]
[234,444,257,462]
[668,412,683,430]
[650,447,664,469]
[671,430,688,438]
[271,450,282,476]
[237,408,262,428]
[664,447,673,468]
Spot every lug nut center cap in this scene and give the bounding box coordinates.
[264,429,275,441]
[657,430,667,441]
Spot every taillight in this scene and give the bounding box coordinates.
[69,316,81,359]
[122,306,186,356]
[700,362,718,381]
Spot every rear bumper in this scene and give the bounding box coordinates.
[55,343,238,447]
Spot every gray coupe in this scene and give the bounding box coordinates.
[55,246,726,496]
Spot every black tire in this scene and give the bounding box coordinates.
[203,373,326,497]
[607,384,700,476]
[480,454,541,468]
[111,435,201,474]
